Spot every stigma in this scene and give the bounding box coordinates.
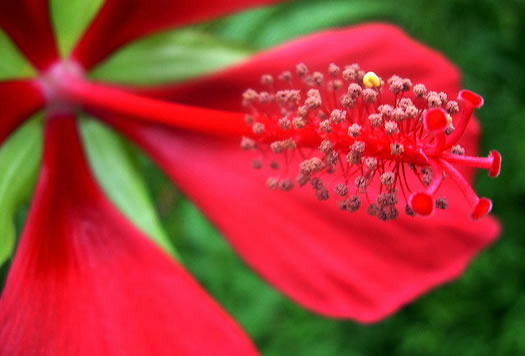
[241,62,501,221]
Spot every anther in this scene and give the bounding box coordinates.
[405,105,418,119]
[369,113,383,128]
[347,141,365,164]
[242,89,258,104]
[363,72,381,88]
[363,88,377,104]
[436,197,448,209]
[312,72,324,86]
[451,145,465,155]
[297,105,309,118]
[335,183,349,197]
[316,187,330,201]
[241,137,257,150]
[390,143,404,155]
[296,174,310,187]
[319,139,334,153]
[392,107,407,122]
[330,109,346,124]
[305,95,322,110]
[405,204,416,217]
[270,141,285,154]
[378,192,398,207]
[385,121,399,135]
[347,83,362,98]
[296,62,308,77]
[380,172,396,186]
[413,83,427,98]
[293,117,307,129]
[320,120,332,133]
[367,203,380,216]
[279,71,292,82]
[378,104,393,119]
[381,206,400,220]
[266,177,278,190]
[340,95,356,109]
[342,64,359,81]
[402,78,413,91]
[258,91,273,104]
[438,92,448,104]
[328,63,341,77]
[427,92,442,108]
[261,74,273,87]
[279,179,294,191]
[325,151,339,167]
[278,117,291,130]
[348,123,362,137]
[364,157,378,170]
[252,123,264,135]
[388,75,404,94]
[446,100,459,115]
[310,177,324,190]
[345,195,362,212]
[355,176,368,192]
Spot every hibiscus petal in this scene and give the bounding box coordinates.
[72,0,283,70]
[105,117,500,322]
[0,114,260,355]
[0,0,59,70]
[0,79,45,146]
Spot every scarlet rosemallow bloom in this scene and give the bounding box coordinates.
[116,24,501,320]
[0,1,501,355]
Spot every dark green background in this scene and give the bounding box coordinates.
[3,0,525,355]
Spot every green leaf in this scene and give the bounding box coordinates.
[204,0,396,49]
[51,0,104,57]
[0,30,36,80]
[0,116,43,266]
[91,29,253,85]
[79,117,178,258]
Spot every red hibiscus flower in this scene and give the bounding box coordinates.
[0,1,501,356]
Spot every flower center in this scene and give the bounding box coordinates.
[241,62,501,220]
[38,60,86,114]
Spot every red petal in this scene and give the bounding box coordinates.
[105,118,500,322]
[138,23,481,181]
[73,0,283,70]
[0,0,59,70]
[0,80,45,145]
[0,114,259,355]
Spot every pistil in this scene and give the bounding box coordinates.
[240,62,501,220]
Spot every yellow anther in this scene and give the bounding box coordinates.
[447,114,453,124]
[363,72,381,88]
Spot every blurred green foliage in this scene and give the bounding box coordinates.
[1,0,525,355]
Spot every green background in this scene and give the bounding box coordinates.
[2,0,525,355]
